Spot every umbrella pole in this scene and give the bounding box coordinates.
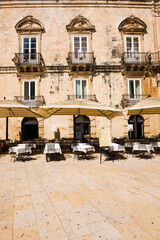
[135,115,138,139]
[73,115,76,143]
[6,117,8,140]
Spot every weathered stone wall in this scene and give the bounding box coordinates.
[0,1,160,141]
[0,6,155,65]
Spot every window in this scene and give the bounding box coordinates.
[14,16,45,66]
[72,36,89,63]
[23,81,36,101]
[66,15,95,65]
[22,36,38,64]
[75,79,88,99]
[128,79,141,99]
[125,35,141,62]
[119,16,147,64]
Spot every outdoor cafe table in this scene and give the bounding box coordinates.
[17,143,36,148]
[100,143,125,164]
[9,145,32,161]
[132,142,154,153]
[44,143,62,162]
[71,143,95,160]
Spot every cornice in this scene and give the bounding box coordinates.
[0,1,153,9]
[0,64,122,74]
[95,64,122,73]
[0,67,17,74]
[153,5,160,16]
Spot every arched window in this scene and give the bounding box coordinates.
[118,15,147,63]
[74,115,90,142]
[128,115,144,139]
[66,15,95,64]
[14,15,45,65]
[22,117,38,141]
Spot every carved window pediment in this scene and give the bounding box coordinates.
[118,15,147,34]
[15,15,45,34]
[66,15,96,33]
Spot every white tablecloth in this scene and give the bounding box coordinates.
[44,143,62,154]
[112,143,125,152]
[17,143,36,148]
[9,146,32,155]
[153,142,160,148]
[71,143,95,153]
[132,143,153,153]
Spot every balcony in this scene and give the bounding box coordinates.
[67,95,97,101]
[121,52,160,75]
[122,52,160,65]
[121,52,149,65]
[12,53,45,72]
[149,52,160,64]
[14,96,45,107]
[121,94,150,108]
[67,52,95,72]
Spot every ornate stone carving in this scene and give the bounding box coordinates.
[17,75,21,82]
[156,73,160,87]
[66,14,96,33]
[15,15,45,34]
[118,15,147,33]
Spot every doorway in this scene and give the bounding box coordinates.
[22,118,38,141]
[128,115,144,139]
[74,115,90,142]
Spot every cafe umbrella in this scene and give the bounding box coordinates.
[122,97,160,139]
[35,99,123,142]
[36,99,123,119]
[0,99,45,140]
[123,97,160,116]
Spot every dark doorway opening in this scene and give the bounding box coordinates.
[128,115,144,139]
[74,115,90,142]
[22,117,38,141]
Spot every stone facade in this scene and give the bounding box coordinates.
[1,0,160,141]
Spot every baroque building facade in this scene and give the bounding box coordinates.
[0,0,160,142]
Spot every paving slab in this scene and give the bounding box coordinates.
[0,153,160,240]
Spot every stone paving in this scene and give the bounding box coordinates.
[0,153,160,240]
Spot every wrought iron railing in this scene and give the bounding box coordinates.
[14,96,45,107]
[122,52,148,64]
[122,51,160,65]
[13,53,45,66]
[149,52,160,64]
[67,52,95,64]
[121,94,150,107]
[67,95,97,101]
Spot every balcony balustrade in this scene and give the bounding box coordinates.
[14,96,45,107]
[149,52,160,64]
[67,52,95,64]
[67,95,97,101]
[122,52,160,65]
[121,94,150,108]
[122,52,148,64]
[12,53,45,72]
